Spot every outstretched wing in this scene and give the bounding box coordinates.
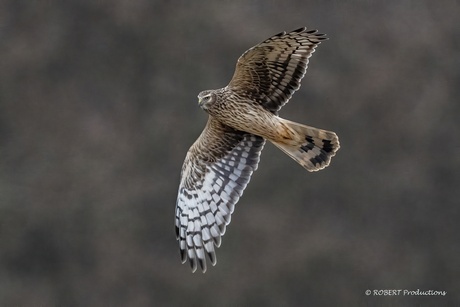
[227,27,327,113]
[176,117,265,272]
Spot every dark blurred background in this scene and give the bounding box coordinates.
[1,0,459,306]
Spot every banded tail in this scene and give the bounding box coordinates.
[271,118,340,172]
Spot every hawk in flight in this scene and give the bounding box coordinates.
[176,27,340,272]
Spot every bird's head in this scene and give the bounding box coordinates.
[197,90,217,111]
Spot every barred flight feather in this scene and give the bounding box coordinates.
[176,118,265,272]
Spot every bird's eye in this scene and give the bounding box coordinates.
[205,95,211,101]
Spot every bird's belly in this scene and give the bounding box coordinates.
[212,104,294,142]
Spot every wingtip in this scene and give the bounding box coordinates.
[289,27,328,42]
[213,235,222,247]
[207,250,217,266]
[274,30,287,37]
[189,258,197,273]
[294,26,307,33]
[180,249,187,263]
[315,33,329,40]
[198,258,207,273]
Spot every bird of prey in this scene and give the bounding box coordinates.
[175,27,340,273]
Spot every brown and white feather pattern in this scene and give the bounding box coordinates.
[176,118,265,272]
[176,27,339,273]
[228,27,327,113]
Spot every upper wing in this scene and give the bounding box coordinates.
[175,117,265,272]
[227,27,327,113]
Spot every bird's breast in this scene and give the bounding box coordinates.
[210,101,290,142]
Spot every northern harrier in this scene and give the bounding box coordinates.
[176,27,340,272]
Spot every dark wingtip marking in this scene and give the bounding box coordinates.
[213,235,221,247]
[189,258,197,272]
[207,251,217,265]
[275,31,286,37]
[180,249,187,263]
[294,27,307,33]
[198,258,207,273]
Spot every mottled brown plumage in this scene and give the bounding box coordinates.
[176,27,340,273]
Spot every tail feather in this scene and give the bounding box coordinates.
[272,119,340,172]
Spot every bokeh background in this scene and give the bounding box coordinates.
[1,0,459,306]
